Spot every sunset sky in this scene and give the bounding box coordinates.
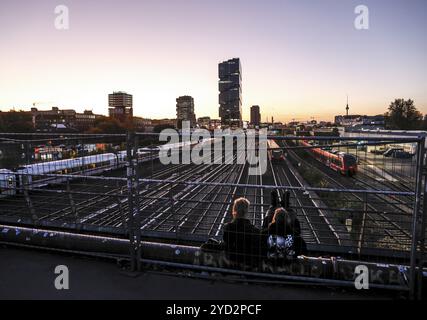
[1,0,426,122]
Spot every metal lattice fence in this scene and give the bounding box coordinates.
[0,131,426,297]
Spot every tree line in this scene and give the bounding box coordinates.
[385,99,426,130]
[1,99,426,133]
[0,112,173,134]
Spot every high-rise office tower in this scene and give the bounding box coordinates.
[176,95,196,128]
[218,58,242,127]
[108,91,133,122]
[250,105,261,127]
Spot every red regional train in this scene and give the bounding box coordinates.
[268,140,285,162]
[300,140,358,176]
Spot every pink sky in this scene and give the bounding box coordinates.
[1,0,426,122]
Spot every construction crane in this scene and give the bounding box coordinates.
[32,101,54,108]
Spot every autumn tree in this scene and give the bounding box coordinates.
[86,117,127,134]
[386,99,423,130]
[0,111,34,133]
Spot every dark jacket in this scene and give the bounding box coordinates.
[223,218,264,265]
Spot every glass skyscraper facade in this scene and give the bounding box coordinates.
[218,58,242,127]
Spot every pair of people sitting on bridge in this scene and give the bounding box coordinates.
[221,191,307,266]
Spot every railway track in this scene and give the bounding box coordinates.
[0,146,215,224]
[236,146,266,229]
[139,139,248,236]
[89,139,230,228]
[0,139,256,242]
[282,140,413,251]
[269,150,341,246]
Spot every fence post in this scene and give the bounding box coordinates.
[133,134,143,271]
[66,178,78,223]
[409,137,425,299]
[417,138,427,299]
[24,187,37,223]
[171,194,177,240]
[126,130,137,271]
[117,179,126,234]
[25,140,31,165]
[357,192,368,255]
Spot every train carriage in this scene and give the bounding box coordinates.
[268,140,284,162]
[300,140,357,176]
[0,139,207,197]
[0,169,16,198]
[15,153,123,190]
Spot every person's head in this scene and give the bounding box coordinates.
[271,207,286,225]
[232,197,250,219]
[271,207,295,235]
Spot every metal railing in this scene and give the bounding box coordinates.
[0,131,426,298]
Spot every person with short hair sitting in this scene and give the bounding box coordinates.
[222,197,262,266]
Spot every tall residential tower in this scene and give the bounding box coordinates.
[218,58,242,127]
[250,105,261,127]
[176,95,196,128]
[108,91,133,122]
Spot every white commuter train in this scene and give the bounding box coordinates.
[0,153,126,198]
[0,140,204,198]
[137,140,199,153]
[0,169,16,197]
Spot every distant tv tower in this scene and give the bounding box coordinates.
[346,95,349,116]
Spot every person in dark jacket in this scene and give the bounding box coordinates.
[223,197,263,266]
[266,208,307,260]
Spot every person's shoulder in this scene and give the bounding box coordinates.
[248,221,261,233]
[266,221,276,233]
[223,220,234,230]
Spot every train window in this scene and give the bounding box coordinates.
[22,175,31,184]
[332,157,340,166]
[343,155,357,166]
